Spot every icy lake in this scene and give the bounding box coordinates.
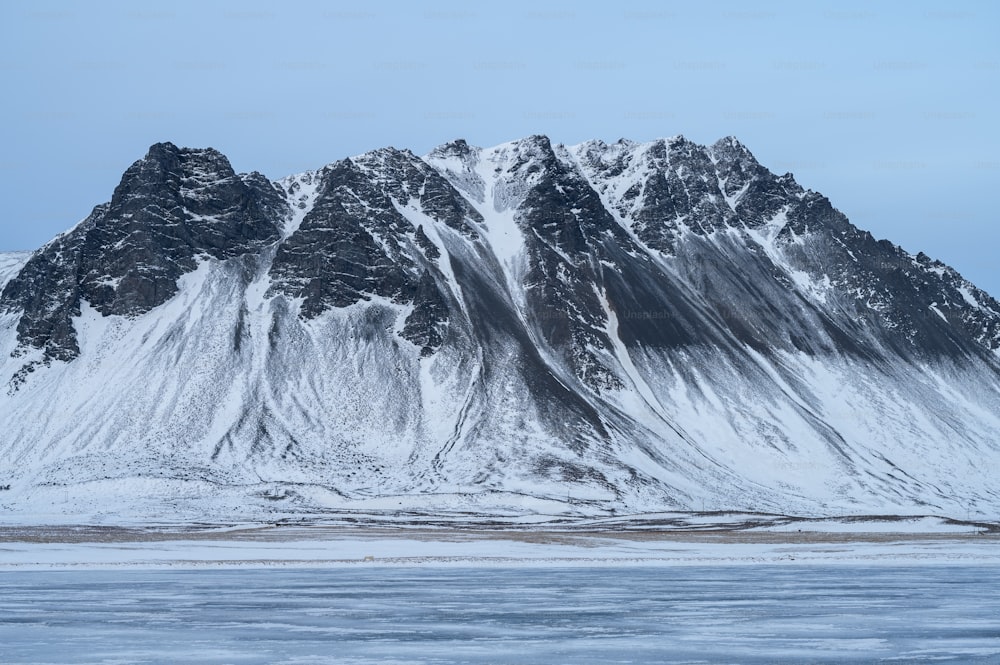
[2,565,999,664]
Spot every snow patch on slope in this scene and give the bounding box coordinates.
[0,251,31,290]
[276,170,322,238]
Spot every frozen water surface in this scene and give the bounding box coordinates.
[2,565,999,664]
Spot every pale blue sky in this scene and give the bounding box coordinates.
[2,0,997,294]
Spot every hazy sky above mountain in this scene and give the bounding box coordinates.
[1,0,997,294]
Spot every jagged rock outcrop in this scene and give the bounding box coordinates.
[1,142,287,363]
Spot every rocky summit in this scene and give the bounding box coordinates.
[1,136,999,523]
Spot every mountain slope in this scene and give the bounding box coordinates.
[1,137,999,523]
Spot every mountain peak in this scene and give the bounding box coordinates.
[709,135,761,167]
[523,133,553,146]
[140,141,233,171]
[145,140,179,156]
[112,142,240,208]
[711,135,749,152]
[429,138,475,160]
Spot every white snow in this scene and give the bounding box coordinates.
[472,148,528,270]
[754,516,976,534]
[929,303,949,322]
[0,250,31,289]
[0,526,997,570]
[957,284,981,309]
[720,177,751,211]
[276,170,322,238]
[393,197,463,306]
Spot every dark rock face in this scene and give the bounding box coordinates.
[267,159,417,315]
[413,226,440,260]
[0,142,287,363]
[510,137,628,390]
[710,136,805,228]
[2,208,97,362]
[401,270,450,356]
[266,149,480,360]
[572,136,1000,369]
[768,192,1000,360]
[577,137,729,253]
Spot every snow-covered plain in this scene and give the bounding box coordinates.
[0,522,997,569]
[2,563,999,664]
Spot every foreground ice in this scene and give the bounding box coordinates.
[2,565,998,664]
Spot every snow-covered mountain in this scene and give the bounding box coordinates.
[2,136,999,523]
